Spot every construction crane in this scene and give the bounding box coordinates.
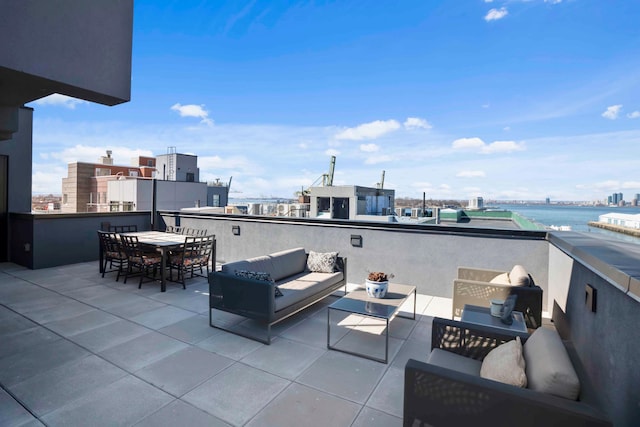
[377,170,385,189]
[295,156,336,199]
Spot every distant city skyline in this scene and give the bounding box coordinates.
[29,1,640,201]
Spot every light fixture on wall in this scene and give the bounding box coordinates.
[350,234,362,247]
[232,225,240,236]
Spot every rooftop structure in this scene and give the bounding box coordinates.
[309,185,395,221]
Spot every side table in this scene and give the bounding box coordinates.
[461,304,527,333]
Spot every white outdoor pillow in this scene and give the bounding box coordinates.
[490,272,511,285]
[480,336,527,388]
[306,251,338,273]
[523,327,580,400]
[509,265,531,286]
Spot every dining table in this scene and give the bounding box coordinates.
[119,230,187,292]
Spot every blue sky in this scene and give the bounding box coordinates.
[29,0,640,202]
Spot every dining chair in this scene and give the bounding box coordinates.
[169,235,215,288]
[97,230,127,281]
[110,225,138,233]
[120,234,162,288]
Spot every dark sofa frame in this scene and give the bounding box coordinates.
[209,255,347,344]
[403,317,611,427]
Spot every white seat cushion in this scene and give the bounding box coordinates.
[427,348,482,377]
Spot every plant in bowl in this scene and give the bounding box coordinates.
[365,271,394,298]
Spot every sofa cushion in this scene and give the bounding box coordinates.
[480,336,527,387]
[274,271,343,311]
[306,251,338,273]
[489,272,511,285]
[523,327,580,400]
[268,247,308,281]
[427,348,482,377]
[509,265,531,286]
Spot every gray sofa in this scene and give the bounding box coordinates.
[208,247,347,344]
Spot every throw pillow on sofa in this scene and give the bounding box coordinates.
[306,251,338,273]
[235,270,283,297]
[480,336,527,387]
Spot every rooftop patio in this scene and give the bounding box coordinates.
[0,259,453,427]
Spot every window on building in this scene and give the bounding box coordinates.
[317,197,330,213]
[63,194,68,204]
[122,202,134,211]
[212,195,220,207]
[129,170,138,177]
[186,172,195,182]
[147,159,153,167]
[109,201,119,212]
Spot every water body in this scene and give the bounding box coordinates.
[496,204,640,244]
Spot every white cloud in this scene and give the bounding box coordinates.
[544,0,562,4]
[503,126,511,131]
[452,138,525,154]
[601,104,622,120]
[482,103,490,109]
[335,119,400,140]
[484,7,508,21]
[452,137,486,150]
[403,117,432,130]
[457,170,486,178]
[482,140,526,154]
[170,103,214,126]
[622,181,640,189]
[360,143,379,153]
[365,155,393,165]
[627,111,640,119]
[484,0,494,3]
[32,94,87,109]
[49,145,153,164]
[325,148,340,156]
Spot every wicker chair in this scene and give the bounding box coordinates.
[452,266,543,329]
[119,235,162,288]
[403,318,611,427]
[97,231,127,281]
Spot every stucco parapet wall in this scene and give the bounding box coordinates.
[548,232,640,301]
[12,211,151,221]
[162,210,549,239]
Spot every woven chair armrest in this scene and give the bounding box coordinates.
[457,266,504,282]
[431,317,529,360]
[404,358,611,427]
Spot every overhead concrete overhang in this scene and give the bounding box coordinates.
[0,0,133,108]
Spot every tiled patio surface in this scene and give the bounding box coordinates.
[0,261,451,427]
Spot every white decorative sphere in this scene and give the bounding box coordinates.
[365,279,388,298]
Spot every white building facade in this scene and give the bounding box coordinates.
[598,213,640,229]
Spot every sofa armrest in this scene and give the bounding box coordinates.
[209,272,277,321]
[431,317,529,361]
[404,358,611,427]
[457,266,504,282]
